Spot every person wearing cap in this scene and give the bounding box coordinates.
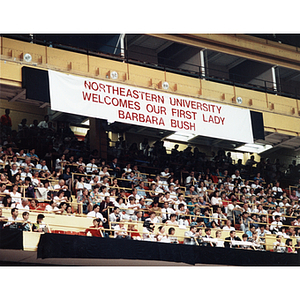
[32,214,47,232]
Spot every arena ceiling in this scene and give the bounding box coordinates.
[2,34,300,155]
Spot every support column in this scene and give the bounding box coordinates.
[271,66,277,92]
[89,118,108,160]
[199,49,206,78]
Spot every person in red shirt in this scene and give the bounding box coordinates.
[85,218,104,237]
[0,109,12,137]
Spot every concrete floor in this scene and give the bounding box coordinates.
[0,249,221,266]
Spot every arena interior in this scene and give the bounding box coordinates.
[1,33,300,272]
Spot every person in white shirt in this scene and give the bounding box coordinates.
[55,154,67,171]
[114,221,130,239]
[99,166,110,179]
[161,201,175,222]
[126,196,140,218]
[273,235,286,253]
[122,163,132,177]
[20,166,32,181]
[270,215,283,234]
[20,157,35,170]
[145,211,160,224]
[10,163,20,177]
[166,214,179,226]
[13,198,30,211]
[87,204,106,222]
[109,206,122,228]
[3,208,22,229]
[231,170,243,181]
[10,184,22,205]
[184,226,200,245]
[185,171,196,187]
[86,158,99,174]
[35,159,50,174]
[45,200,60,213]
[272,181,283,197]
[99,185,110,201]
[222,219,236,231]
[210,190,222,207]
[38,115,49,129]
[90,175,101,186]
[272,206,283,221]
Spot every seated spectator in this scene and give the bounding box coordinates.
[273,235,286,253]
[87,204,106,222]
[289,189,298,202]
[55,154,66,171]
[35,159,50,174]
[185,185,198,196]
[2,195,13,208]
[215,230,224,247]
[13,198,30,211]
[21,211,31,231]
[184,226,200,245]
[239,233,252,250]
[167,227,178,244]
[53,189,68,206]
[245,224,257,238]
[145,211,160,224]
[272,181,283,198]
[114,221,130,239]
[99,185,110,201]
[3,208,22,229]
[285,238,295,253]
[270,215,283,234]
[224,230,242,248]
[90,175,101,186]
[109,206,122,228]
[32,214,48,232]
[90,184,101,205]
[155,225,169,243]
[99,166,110,180]
[77,188,93,214]
[211,206,226,227]
[142,220,156,241]
[85,218,104,237]
[45,200,59,213]
[222,219,235,231]
[109,157,121,178]
[20,167,32,182]
[99,196,114,220]
[166,214,179,226]
[86,158,99,175]
[203,228,214,247]
[128,223,141,240]
[240,211,252,233]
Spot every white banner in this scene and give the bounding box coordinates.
[48,70,254,144]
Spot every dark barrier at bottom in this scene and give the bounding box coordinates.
[37,233,300,266]
[0,229,23,250]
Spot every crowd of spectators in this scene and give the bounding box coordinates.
[1,111,300,253]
